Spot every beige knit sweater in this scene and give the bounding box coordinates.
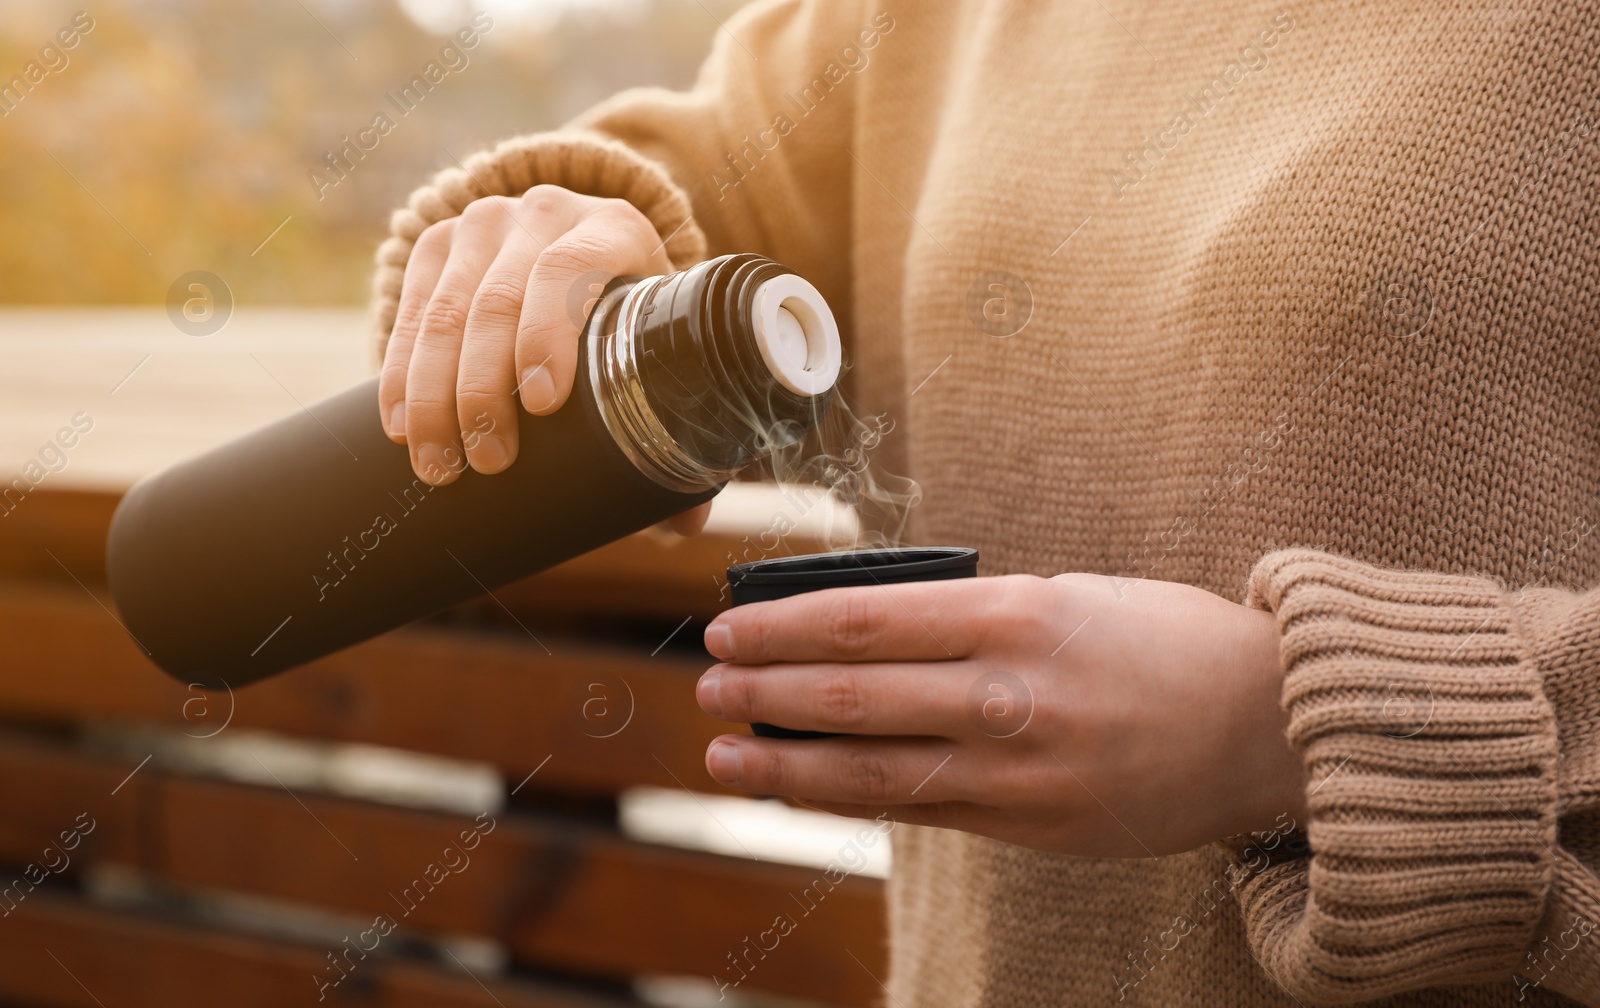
[370,0,1600,1003]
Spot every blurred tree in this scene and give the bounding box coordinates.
[0,0,747,305]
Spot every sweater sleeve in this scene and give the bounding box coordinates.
[369,0,870,360]
[1234,548,1600,1004]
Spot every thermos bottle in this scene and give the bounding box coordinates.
[107,253,843,688]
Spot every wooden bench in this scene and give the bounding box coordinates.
[0,309,886,1007]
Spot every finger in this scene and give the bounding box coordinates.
[379,218,457,443]
[706,578,1008,665]
[699,660,975,737]
[406,203,511,485]
[455,230,552,475]
[516,200,675,416]
[704,734,970,805]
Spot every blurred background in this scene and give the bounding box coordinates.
[1,0,738,304]
[0,2,890,1006]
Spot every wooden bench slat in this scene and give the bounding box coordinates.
[0,891,637,1008]
[0,582,741,795]
[0,735,887,1007]
[0,488,118,587]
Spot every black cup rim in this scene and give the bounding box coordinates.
[727,546,978,586]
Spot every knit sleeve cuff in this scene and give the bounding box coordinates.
[1235,548,1560,1003]
[368,130,708,359]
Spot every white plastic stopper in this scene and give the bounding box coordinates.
[749,273,842,397]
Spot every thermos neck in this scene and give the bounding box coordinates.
[586,253,842,493]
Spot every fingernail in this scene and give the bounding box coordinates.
[706,740,741,784]
[387,403,406,438]
[520,365,558,414]
[704,623,734,660]
[471,433,510,473]
[697,670,723,717]
[416,444,453,485]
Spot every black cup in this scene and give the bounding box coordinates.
[725,546,980,739]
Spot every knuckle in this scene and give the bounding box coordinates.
[515,325,567,357]
[403,395,455,429]
[420,294,472,341]
[520,184,571,218]
[538,233,611,276]
[625,222,664,260]
[739,614,774,664]
[453,370,505,403]
[392,295,428,337]
[599,196,651,232]
[718,670,758,721]
[403,367,453,407]
[816,666,870,730]
[824,592,880,658]
[999,572,1046,599]
[456,200,492,225]
[748,743,788,793]
[459,195,512,223]
[515,298,576,347]
[469,276,526,324]
[980,575,1047,644]
[413,219,455,255]
[379,360,410,400]
[839,748,894,802]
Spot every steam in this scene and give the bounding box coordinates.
[749,358,923,555]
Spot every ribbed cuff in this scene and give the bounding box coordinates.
[368,130,708,359]
[1237,549,1560,1003]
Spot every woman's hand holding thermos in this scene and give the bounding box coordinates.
[378,186,709,533]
